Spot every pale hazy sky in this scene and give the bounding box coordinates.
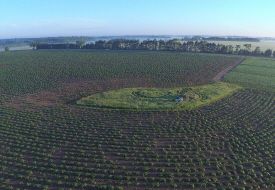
[1,0,275,39]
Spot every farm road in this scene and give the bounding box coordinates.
[213,59,245,81]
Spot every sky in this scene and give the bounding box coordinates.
[1,0,275,39]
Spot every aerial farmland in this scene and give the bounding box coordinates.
[0,50,275,189]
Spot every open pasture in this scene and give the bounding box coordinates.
[0,50,275,189]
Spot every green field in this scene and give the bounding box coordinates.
[0,51,242,95]
[223,58,275,89]
[1,50,275,190]
[77,82,240,110]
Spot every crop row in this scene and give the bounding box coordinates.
[223,58,275,90]
[0,88,274,189]
[0,51,242,95]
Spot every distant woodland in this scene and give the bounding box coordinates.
[0,36,95,47]
[0,36,260,47]
[34,38,274,57]
[1,36,274,57]
[182,36,260,42]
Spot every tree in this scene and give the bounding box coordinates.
[169,38,181,51]
[243,44,252,51]
[30,41,37,49]
[158,40,166,50]
[95,40,106,49]
[198,40,209,52]
[264,49,272,57]
[253,46,261,56]
[106,40,113,49]
[273,51,275,58]
[216,44,224,53]
[220,45,227,54]
[186,41,194,51]
[235,45,241,54]
[76,40,85,49]
[227,45,234,54]
[5,46,9,51]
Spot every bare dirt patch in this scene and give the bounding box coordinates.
[4,78,155,109]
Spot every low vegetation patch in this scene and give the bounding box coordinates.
[77,82,240,110]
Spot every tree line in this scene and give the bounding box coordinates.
[182,36,260,42]
[32,39,275,57]
[0,36,95,48]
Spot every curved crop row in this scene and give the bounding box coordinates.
[0,51,273,190]
[0,89,274,189]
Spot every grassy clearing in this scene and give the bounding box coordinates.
[76,82,240,110]
[223,58,275,89]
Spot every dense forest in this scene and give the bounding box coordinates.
[34,38,274,57]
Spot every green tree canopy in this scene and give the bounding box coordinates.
[254,46,261,55]
[76,40,85,48]
[243,44,252,51]
[264,49,272,57]
[30,41,37,49]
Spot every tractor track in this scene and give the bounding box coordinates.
[213,58,245,81]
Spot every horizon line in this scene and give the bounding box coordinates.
[1,35,275,40]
